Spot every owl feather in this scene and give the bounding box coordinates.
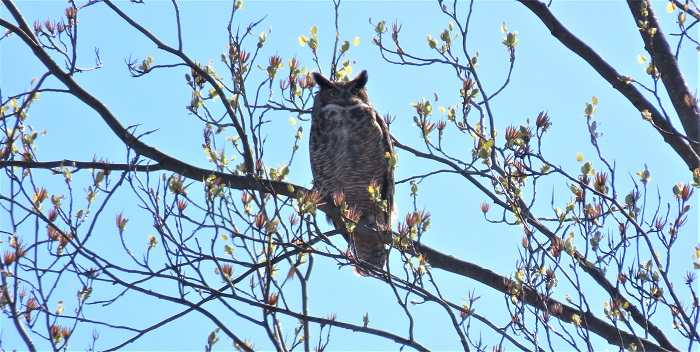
[310,70,395,274]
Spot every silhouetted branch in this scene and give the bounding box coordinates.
[412,242,672,352]
[626,0,700,149]
[2,156,672,352]
[517,0,700,170]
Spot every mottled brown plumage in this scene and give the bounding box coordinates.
[310,70,395,273]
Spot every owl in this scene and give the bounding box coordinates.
[310,70,395,274]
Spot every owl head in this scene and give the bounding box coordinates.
[312,70,371,108]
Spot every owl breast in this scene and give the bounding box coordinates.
[310,104,389,218]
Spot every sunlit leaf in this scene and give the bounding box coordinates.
[298,35,309,46]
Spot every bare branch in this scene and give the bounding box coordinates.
[517,0,700,170]
[626,0,700,149]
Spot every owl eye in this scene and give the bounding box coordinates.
[329,90,339,97]
[351,88,361,96]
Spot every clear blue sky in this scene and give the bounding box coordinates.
[2,0,698,350]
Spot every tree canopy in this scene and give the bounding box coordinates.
[1,0,699,351]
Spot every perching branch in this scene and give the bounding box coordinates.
[2,156,671,352]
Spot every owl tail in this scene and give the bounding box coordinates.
[348,230,389,276]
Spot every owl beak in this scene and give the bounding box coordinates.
[341,92,353,103]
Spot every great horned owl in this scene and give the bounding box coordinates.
[310,70,395,273]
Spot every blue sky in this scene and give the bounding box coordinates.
[2,0,698,350]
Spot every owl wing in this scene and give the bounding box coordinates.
[374,109,395,226]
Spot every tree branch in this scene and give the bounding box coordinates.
[3,158,671,352]
[626,0,700,149]
[517,0,700,170]
[412,242,672,352]
[100,0,256,174]
[392,138,677,351]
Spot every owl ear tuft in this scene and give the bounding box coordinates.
[353,70,368,88]
[312,72,333,89]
